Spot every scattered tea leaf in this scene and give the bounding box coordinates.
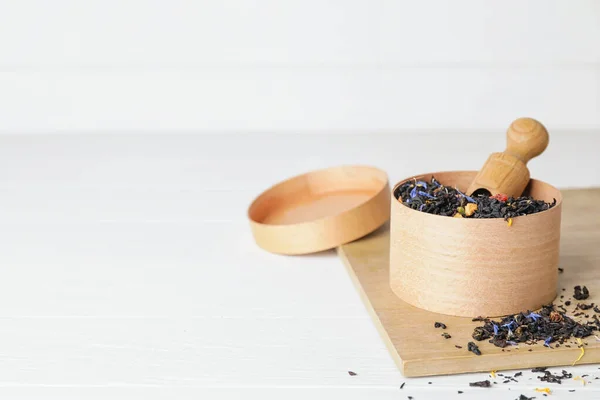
[469,380,491,387]
[468,342,482,356]
[471,305,595,349]
[536,369,572,384]
[574,286,590,300]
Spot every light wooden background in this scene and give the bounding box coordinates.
[0,133,599,400]
[0,0,598,133]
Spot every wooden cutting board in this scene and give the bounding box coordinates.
[337,188,600,377]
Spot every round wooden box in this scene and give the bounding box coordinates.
[248,165,390,255]
[389,171,563,318]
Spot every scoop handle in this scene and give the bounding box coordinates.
[505,118,549,164]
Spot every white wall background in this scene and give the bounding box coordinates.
[0,0,598,134]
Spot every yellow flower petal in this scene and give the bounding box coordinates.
[572,338,585,366]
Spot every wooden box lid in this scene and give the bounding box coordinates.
[247,165,391,255]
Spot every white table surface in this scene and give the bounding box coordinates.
[0,132,599,399]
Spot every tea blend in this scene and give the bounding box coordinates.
[393,177,555,219]
[471,304,595,348]
[578,303,594,310]
[434,322,447,329]
[469,380,491,387]
[574,285,590,300]
[467,341,482,355]
[535,369,572,384]
[347,371,357,376]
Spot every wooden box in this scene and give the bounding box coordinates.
[389,170,563,317]
[248,165,390,255]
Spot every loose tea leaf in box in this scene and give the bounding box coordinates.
[394,177,555,219]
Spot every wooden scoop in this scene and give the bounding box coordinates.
[466,117,549,198]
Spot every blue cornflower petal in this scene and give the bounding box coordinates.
[493,324,499,335]
[502,320,515,329]
[544,336,553,347]
[455,187,476,203]
[419,203,426,211]
[507,341,518,346]
[417,190,435,199]
[527,312,542,321]
[416,181,428,189]
[410,186,418,198]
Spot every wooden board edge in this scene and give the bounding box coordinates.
[402,347,600,377]
[336,246,407,376]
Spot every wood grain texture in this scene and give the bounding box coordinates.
[391,171,562,317]
[467,118,549,197]
[248,165,390,255]
[338,187,600,377]
[2,2,600,135]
